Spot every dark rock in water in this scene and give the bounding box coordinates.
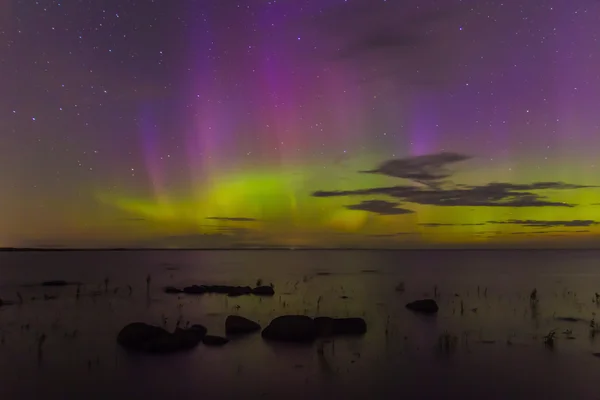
[169,284,274,296]
[262,315,317,343]
[406,299,439,314]
[314,317,335,336]
[226,315,261,335]
[314,317,367,336]
[117,322,207,353]
[117,323,171,352]
[172,327,207,349]
[41,280,74,287]
[554,316,583,323]
[183,285,206,295]
[202,335,229,346]
[252,286,275,296]
[189,324,208,337]
[227,286,252,297]
[203,285,234,294]
[0,299,13,307]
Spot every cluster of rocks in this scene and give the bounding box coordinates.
[117,314,367,353]
[164,284,274,297]
[117,314,263,353]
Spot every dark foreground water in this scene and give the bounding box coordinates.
[1,249,600,399]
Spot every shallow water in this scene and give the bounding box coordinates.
[1,249,600,399]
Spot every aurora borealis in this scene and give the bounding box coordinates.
[2,0,600,248]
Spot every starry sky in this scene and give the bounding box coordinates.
[2,0,600,248]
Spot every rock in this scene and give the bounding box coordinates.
[314,317,335,337]
[202,335,229,346]
[554,316,582,323]
[252,286,275,296]
[189,324,208,337]
[183,285,206,295]
[165,284,274,297]
[117,322,207,353]
[262,315,317,343]
[172,327,206,350]
[225,315,261,335]
[117,322,171,352]
[314,317,367,336]
[227,286,252,297]
[406,299,439,314]
[0,299,14,307]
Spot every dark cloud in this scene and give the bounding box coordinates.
[312,153,592,208]
[420,223,486,227]
[314,183,575,207]
[469,182,596,191]
[360,152,471,185]
[345,200,414,215]
[206,217,257,222]
[489,220,597,228]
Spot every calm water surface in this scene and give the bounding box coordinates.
[1,250,600,399]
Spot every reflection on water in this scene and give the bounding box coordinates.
[1,250,600,399]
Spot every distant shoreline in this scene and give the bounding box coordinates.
[1,247,599,252]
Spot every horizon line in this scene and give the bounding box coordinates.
[2,247,600,252]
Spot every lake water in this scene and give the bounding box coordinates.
[1,249,600,399]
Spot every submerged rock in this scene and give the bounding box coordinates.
[202,335,229,346]
[554,316,583,323]
[406,299,439,314]
[0,299,15,307]
[164,284,276,296]
[314,317,367,336]
[117,322,207,353]
[225,315,261,335]
[227,286,252,297]
[262,315,317,343]
[252,286,275,296]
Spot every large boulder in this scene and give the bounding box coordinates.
[314,317,367,336]
[117,322,207,353]
[225,315,261,335]
[262,315,317,343]
[406,299,439,314]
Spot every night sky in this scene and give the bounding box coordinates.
[2,0,600,248]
